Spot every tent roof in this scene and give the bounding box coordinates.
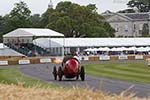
[33,38,150,48]
[3,28,64,38]
[0,43,25,56]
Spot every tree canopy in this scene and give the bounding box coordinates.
[127,0,150,12]
[117,9,136,13]
[2,1,31,34]
[0,1,115,38]
[44,1,115,37]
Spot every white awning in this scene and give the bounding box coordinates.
[0,43,24,56]
[33,38,150,48]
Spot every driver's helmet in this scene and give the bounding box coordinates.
[73,55,80,63]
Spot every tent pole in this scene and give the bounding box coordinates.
[62,37,65,57]
[49,36,51,56]
[34,36,36,57]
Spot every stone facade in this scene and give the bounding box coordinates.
[104,12,150,37]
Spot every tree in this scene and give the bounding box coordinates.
[30,14,42,28]
[0,16,4,33]
[102,22,115,37]
[117,9,135,13]
[127,0,150,12]
[45,1,115,37]
[3,1,31,33]
[40,8,54,28]
[0,16,4,41]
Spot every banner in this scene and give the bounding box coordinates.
[99,56,110,61]
[40,58,51,63]
[135,55,143,60]
[19,60,30,65]
[119,55,128,60]
[0,61,8,65]
[80,56,89,61]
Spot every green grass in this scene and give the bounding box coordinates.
[0,68,59,88]
[85,61,150,83]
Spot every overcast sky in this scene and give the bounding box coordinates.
[0,0,130,16]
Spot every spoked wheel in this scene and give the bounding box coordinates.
[52,66,57,80]
[58,66,63,81]
[76,75,79,80]
[80,66,85,81]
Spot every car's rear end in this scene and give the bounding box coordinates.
[63,58,79,78]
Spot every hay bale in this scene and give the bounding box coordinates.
[8,60,18,65]
[89,56,95,61]
[128,55,135,60]
[110,55,118,60]
[144,55,150,60]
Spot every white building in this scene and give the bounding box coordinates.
[103,12,150,37]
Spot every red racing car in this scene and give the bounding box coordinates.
[52,56,85,81]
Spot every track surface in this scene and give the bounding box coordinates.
[1,62,150,98]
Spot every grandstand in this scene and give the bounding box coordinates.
[3,28,64,57]
[33,38,150,56]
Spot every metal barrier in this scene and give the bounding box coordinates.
[0,55,149,65]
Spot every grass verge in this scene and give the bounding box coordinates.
[85,60,150,83]
[0,67,59,88]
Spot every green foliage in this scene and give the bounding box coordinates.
[127,0,150,12]
[0,68,59,88]
[30,14,42,28]
[40,8,54,28]
[0,1,115,38]
[117,9,135,13]
[44,1,115,37]
[0,16,4,32]
[85,61,150,83]
[3,1,31,34]
[102,22,115,37]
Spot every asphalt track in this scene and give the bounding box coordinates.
[1,62,150,98]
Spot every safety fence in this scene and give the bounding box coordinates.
[80,55,149,61]
[0,55,149,66]
[0,56,55,66]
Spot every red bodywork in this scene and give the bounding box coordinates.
[62,58,79,78]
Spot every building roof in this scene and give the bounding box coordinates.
[3,28,64,38]
[0,43,24,56]
[124,13,149,21]
[104,12,150,21]
[33,38,150,48]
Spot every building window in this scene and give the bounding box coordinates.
[22,39,24,43]
[114,24,119,32]
[12,39,14,43]
[139,24,143,30]
[134,24,136,30]
[27,39,29,43]
[124,25,128,32]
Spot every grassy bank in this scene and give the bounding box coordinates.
[0,83,147,100]
[0,68,59,88]
[85,61,150,83]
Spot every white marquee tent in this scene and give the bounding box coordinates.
[3,28,64,43]
[3,28,64,38]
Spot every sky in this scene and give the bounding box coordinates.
[0,0,130,16]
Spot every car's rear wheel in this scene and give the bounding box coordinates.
[58,66,63,81]
[52,66,57,80]
[80,66,85,81]
[76,75,79,80]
